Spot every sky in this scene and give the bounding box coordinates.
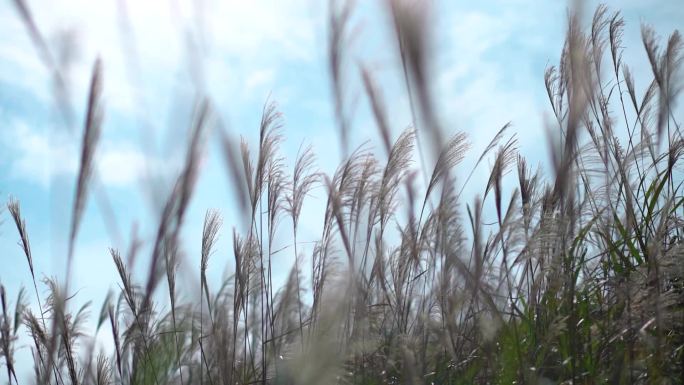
[0,0,682,380]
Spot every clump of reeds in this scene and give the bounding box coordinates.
[2,1,682,385]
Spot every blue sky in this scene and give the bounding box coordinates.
[0,0,682,379]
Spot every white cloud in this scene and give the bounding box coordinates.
[0,0,323,200]
[207,0,318,61]
[244,68,276,94]
[97,144,152,188]
[0,0,318,118]
[437,11,546,139]
[4,119,78,185]
[1,116,169,189]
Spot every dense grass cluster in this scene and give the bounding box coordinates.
[1,1,683,384]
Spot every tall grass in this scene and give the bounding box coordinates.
[2,1,683,385]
